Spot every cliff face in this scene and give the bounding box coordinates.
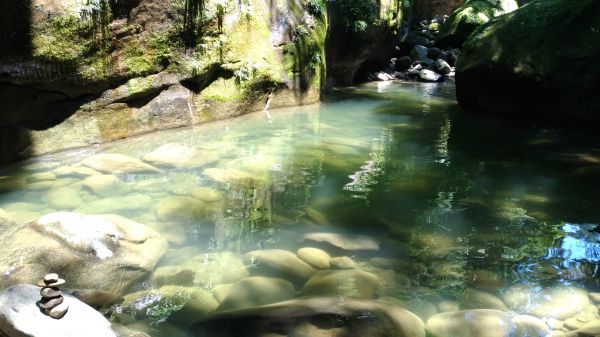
[0,0,326,162]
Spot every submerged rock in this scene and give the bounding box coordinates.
[503,285,590,320]
[143,143,221,169]
[460,288,508,311]
[426,309,512,337]
[300,232,380,251]
[0,284,118,337]
[302,270,380,299]
[296,247,331,270]
[118,286,218,325]
[154,196,210,222]
[0,212,167,295]
[216,277,295,312]
[82,174,123,198]
[82,154,162,174]
[152,266,196,287]
[184,252,249,288]
[244,249,315,286]
[456,0,600,120]
[191,296,426,337]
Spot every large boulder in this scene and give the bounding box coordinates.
[117,285,219,325]
[192,296,426,337]
[216,277,296,311]
[0,284,118,337]
[455,0,600,120]
[243,249,316,286]
[0,212,168,295]
[302,270,381,299]
[502,285,590,320]
[426,309,512,337]
[436,0,518,48]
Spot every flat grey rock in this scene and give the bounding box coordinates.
[0,284,117,337]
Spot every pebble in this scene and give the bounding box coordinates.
[40,296,64,310]
[40,288,61,299]
[48,301,69,319]
[43,273,59,284]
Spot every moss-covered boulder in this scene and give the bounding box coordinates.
[436,0,518,48]
[455,0,600,120]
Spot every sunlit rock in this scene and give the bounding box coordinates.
[118,286,218,325]
[0,212,167,295]
[82,174,125,198]
[460,288,508,311]
[244,249,316,286]
[191,297,426,337]
[590,293,600,304]
[189,187,224,203]
[296,247,331,270]
[42,187,84,210]
[25,180,54,191]
[0,284,118,337]
[143,143,196,167]
[152,266,195,287]
[465,269,502,291]
[82,154,162,174]
[300,232,380,251]
[563,320,600,337]
[28,171,57,183]
[184,252,249,288]
[503,286,590,320]
[512,315,550,337]
[154,196,209,222]
[437,300,460,313]
[142,143,221,169]
[0,208,7,220]
[426,309,512,337]
[380,297,439,321]
[216,276,295,311]
[212,284,233,303]
[329,256,357,270]
[302,270,380,299]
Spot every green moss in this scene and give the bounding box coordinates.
[201,77,243,102]
[126,76,154,96]
[438,0,518,46]
[282,13,328,91]
[32,15,94,63]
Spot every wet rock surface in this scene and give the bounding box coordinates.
[0,212,168,295]
[191,297,426,337]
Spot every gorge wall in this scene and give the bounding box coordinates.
[0,0,326,162]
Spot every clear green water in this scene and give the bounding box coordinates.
[1,82,600,335]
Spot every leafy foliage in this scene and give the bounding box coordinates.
[328,0,379,32]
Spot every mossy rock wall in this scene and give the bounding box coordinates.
[455,0,600,121]
[436,0,518,48]
[0,0,326,161]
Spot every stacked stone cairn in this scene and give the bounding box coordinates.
[37,273,69,319]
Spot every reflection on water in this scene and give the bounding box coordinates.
[1,82,600,336]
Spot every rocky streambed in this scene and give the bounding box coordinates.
[1,83,599,337]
